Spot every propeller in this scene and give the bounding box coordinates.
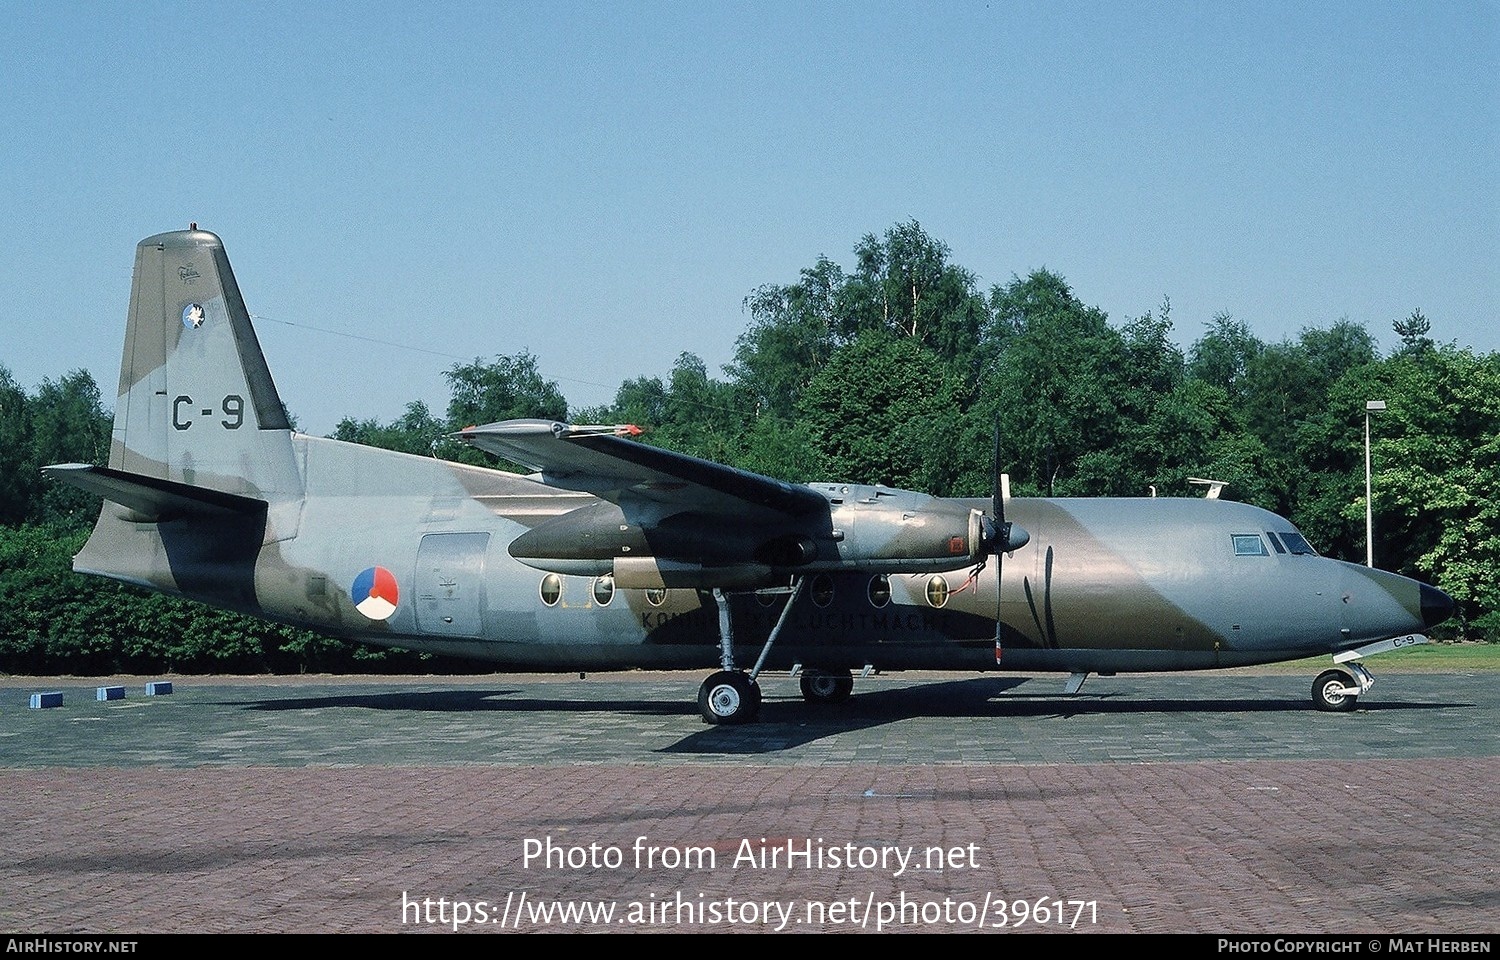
[985,422,1029,658]
[988,423,1029,555]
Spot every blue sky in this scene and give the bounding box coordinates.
[2,1,1495,435]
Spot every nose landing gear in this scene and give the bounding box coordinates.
[1312,662,1374,712]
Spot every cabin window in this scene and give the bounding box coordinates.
[925,575,950,608]
[592,575,615,606]
[539,574,562,606]
[867,574,891,608]
[1231,534,1268,556]
[645,587,667,607]
[811,574,835,608]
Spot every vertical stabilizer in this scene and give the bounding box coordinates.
[112,230,301,502]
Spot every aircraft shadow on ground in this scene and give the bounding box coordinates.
[227,688,696,717]
[661,678,1461,754]
[223,678,1461,756]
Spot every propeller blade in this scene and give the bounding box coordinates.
[988,420,1030,658]
[992,421,1003,529]
[992,420,1004,652]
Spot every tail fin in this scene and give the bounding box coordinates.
[112,229,302,501]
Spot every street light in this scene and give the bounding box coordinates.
[1365,399,1386,568]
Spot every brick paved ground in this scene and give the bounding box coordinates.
[1,672,1495,934]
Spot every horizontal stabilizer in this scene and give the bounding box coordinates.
[43,464,266,521]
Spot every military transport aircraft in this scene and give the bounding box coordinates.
[46,229,1455,723]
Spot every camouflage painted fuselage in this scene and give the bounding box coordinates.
[53,230,1450,678]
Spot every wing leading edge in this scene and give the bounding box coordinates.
[456,420,827,519]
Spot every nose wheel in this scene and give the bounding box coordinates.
[1312,665,1372,712]
[1313,670,1356,711]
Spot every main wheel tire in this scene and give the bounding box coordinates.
[799,669,854,705]
[699,671,761,725]
[1312,669,1358,712]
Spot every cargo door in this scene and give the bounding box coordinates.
[414,533,490,637]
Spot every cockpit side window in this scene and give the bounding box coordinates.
[1232,534,1268,556]
[1265,531,1287,554]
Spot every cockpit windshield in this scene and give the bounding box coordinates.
[1278,530,1318,556]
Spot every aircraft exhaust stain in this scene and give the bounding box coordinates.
[1022,546,1060,649]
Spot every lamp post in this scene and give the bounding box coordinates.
[1364,399,1386,568]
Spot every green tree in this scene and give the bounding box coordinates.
[973,270,1129,496]
[640,353,747,464]
[1365,346,1500,637]
[27,371,110,527]
[1393,308,1434,356]
[446,353,567,427]
[730,256,846,419]
[1272,324,1380,558]
[1188,313,1263,405]
[798,329,961,492]
[844,221,988,372]
[443,353,568,469]
[332,400,446,457]
[1098,301,1194,496]
[0,366,36,526]
[732,413,819,483]
[1301,319,1379,383]
[581,353,750,466]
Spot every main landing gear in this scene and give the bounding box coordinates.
[698,580,805,725]
[698,579,864,723]
[698,666,858,722]
[798,668,854,705]
[698,670,761,724]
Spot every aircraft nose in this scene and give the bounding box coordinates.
[1339,564,1451,644]
[1420,583,1455,629]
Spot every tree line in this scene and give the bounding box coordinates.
[3,221,1495,673]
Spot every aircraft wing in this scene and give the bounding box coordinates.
[456,420,827,518]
